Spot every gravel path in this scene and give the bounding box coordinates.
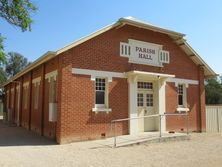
[0,122,221,167]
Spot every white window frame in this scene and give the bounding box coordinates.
[177,84,189,112]
[48,76,57,103]
[32,77,41,111]
[23,82,29,110]
[10,88,14,108]
[92,77,112,113]
[33,82,40,110]
[16,85,20,112]
[47,73,58,122]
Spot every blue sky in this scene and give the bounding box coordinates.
[1,0,222,74]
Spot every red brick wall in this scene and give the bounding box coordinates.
[21,73,31,129]
[43,57,58,139]
[165,83,200,132]
[30,66,43,134]
[58,24,204,143]
[58,67,128,143]
[4,58,58,137]
[3,24,206,144]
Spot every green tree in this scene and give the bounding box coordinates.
[0,0,37,61]
[0,36,4,62]
[205,77,222,104]
[5,52,30,78]
[0,67,7,84]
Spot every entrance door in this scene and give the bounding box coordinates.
[137,82,155,132]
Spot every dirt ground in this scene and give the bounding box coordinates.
[0,121,221,167]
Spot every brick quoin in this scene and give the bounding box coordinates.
[3,19,215,144]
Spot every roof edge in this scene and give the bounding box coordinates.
[119,17,185,38]
[183,41,217,77]
[56,22,120,54]
[2,17,217,87]
[2,51,56,87]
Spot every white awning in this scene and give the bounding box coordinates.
[126,70,175,80]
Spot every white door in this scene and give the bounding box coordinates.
[137,82,155,132]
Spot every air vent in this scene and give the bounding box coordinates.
[120,42,131,57]
[159,50,170,64]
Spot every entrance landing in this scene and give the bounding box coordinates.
[94,132,190,148]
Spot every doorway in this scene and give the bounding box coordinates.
[137,82,156,132]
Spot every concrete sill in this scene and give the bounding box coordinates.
[176,107,189,113]
[92,108,112,113]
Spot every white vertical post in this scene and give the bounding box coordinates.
[158,78,166,132]
[128,75,138,135]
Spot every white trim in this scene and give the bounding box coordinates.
[92,108,112,113]
[32,77,41,84]
[128,75,138,134]
[176,107,189,113]
[127,71,175,79]
[177,84,187,108]
[23,82,29,88]
[57,23,120,54]
[128,59,163,67]
[10,88,14,92]
[129,39,163,48]
[157,78,166,132]
[45,70,58,81]
[94,78,109,109]
[167,78,198,87]
[16,85,20,90]
[72,68,126,82]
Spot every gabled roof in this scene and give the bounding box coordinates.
[3,17,217,86]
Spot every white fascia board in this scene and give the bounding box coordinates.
[183,41,217,77]
[167,78,199,87]
[72,68,126,82]
[126,71,175,78]
[2,51,56,87]
[56,22,120,55]
[119,17,185,38]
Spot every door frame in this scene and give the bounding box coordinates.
[137,81,155,132]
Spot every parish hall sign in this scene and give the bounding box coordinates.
[120,39,170,67]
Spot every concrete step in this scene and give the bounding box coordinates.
[115,134,190,148]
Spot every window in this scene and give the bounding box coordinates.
[6,90,9,108]
[34,83,39,110]
[178,84,185,107]
[11,88,14,108]
[23,87,28,110]
[146,94,153,107]
[48,76,57,122]
[137,93,144,107]
[138,82,153,89]
[16,86,20,111]
[49,76,57,103]
[93,77,112,112]
[95,78,106,107]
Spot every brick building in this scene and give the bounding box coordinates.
[3,17,216,144]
